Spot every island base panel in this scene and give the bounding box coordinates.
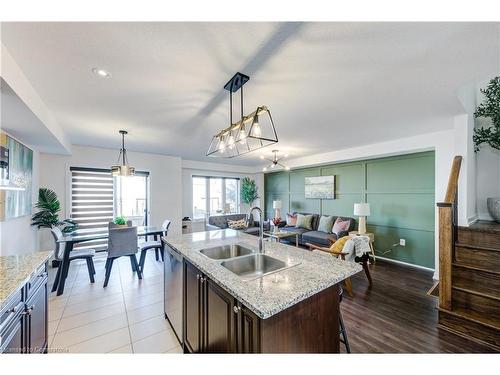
[259,284,340,353]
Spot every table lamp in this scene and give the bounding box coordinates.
[354,203,370,234]
[273,200,282,219]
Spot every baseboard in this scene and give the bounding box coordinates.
[374,255,435,272]
[467,214,479,226]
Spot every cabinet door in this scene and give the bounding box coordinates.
[0,307,24,354]
[183,261,202,353]
[236,305,260,353]
[203,277,236,353]
[26,280,48,353]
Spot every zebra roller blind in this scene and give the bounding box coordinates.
[70,167,114,251]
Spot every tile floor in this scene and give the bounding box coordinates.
[47,251,182,354]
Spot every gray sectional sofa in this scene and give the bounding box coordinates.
[206,211,356,248]
[279,212,356,247]
[205,213,262,236]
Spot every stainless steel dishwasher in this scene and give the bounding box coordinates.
[163,242,183,344]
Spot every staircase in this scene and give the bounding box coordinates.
[436,157,500,351]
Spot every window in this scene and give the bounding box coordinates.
[70,167,114,251]
[192,176,240,219]
[114,172,149,226]
[70,167,150,251]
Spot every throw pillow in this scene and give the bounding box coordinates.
[286,213,297,226]
[227,219,247,230]
[328,235,350,254]
[332,217,351,236]
[295,214,314,230]
[317,215,334,233]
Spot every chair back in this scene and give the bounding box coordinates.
[50,227,65,261]
[162,219,172,235]
[107,226,138,258]
[108,220,133,229]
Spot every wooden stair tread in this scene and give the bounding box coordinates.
[452,286,500,302]
[438,307,500,331]
[458,220,500,235]
[455,242,500,253]
[452,262,500,276]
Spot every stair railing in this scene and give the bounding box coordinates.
[436,155,462,310]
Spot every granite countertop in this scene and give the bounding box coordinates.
[0,251,53,309]
[163,229,361,319]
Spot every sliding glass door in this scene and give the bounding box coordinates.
[192,176,240,219]
[114,172,149,226]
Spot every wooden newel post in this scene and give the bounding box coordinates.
[436,155,462,311]
[437,203,453,310]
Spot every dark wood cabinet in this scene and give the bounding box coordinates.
[25,279,48,353]
[204,277,236,353]
[0,301,25,354]
[182,259,340,353]
[236,304,260,353]
[183,260,236,353]
[0,262,48,354]
[183,260,202,353]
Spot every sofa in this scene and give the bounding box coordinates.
[279,212,356,247]
[205,213,262,236]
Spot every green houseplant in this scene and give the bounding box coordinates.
[31,188,78,233]
[474,76,500,152]
[113,216,127,225]
[474,76,500,222]
[240,177,259,205]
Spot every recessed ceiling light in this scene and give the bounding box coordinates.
[92,67,111,78]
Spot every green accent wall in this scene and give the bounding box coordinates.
[264,151,435,269]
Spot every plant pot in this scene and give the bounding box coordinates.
[487,198,500,223]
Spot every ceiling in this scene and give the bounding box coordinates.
[1,78,67,153]
[1,22,499,165]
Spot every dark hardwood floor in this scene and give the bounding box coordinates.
[340,259,496,353]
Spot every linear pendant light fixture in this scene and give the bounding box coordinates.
[111,130,135,177]
[206,72,278,158]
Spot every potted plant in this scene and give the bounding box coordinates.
[272,217,281,233]
[240,177,259,206]
[113,216,128,227]
[474,76,500,222]
[31,188,78,233]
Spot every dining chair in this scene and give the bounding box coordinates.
[138,219,171,272]
[104,226,141,287]
[50,227,96,292]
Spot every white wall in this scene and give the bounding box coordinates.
[0,145,40,256]
[181,159,264,221]
[39,145,183,250]
[475,81,500,221]
[476,145,500,220]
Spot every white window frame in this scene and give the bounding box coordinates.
[192,176,240,219]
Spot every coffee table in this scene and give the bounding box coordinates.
[263,230,299,247]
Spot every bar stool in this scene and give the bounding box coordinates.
[339,286,351,353]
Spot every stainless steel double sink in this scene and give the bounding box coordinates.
[199,243,294,281]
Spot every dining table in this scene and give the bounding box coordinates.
[54,226,165,296]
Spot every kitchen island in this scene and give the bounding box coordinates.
[163,229,361,353]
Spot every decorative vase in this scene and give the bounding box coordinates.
[487,198,500,223]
